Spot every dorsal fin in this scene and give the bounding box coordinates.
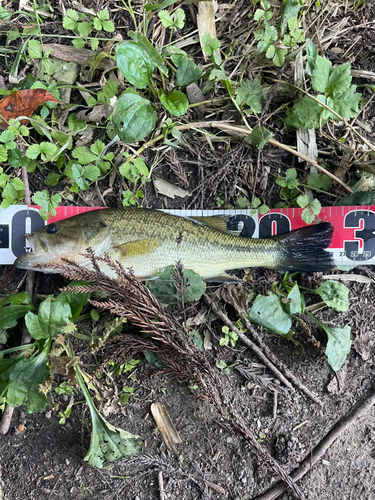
[189,215,243,236]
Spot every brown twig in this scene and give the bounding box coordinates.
[223,287,322,405]
[254,385,375,500]
[128,121,353,193]
[203,293,295,393]
[0,404,15,435]
[158,471,165,500]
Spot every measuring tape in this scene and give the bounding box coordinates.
[1,205,375,267]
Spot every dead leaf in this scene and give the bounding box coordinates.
[151,402,181,455]
[153,176,191,199]
[0,89,60,129]
[197,1,220,62]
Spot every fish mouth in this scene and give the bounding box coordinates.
[13,233,62,273]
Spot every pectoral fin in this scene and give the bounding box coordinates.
[115,239,160,257]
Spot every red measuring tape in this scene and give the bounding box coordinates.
[1,205,374,267]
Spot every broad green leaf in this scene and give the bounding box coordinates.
[0,145,7,162]
[158,10,174,28]
[160,90,188,116]
[307,173,332,191]
[147,266,206,305]
[315,280,349,312]
[337,191,375,206]
[101,20,115,32]
[128,31,168,76]
[97,10,109,21]
[170,54,203,87]
[116,41,154,89]
[102,79,118,99]
[201,33,221,56]
[173,8,185,29]
[306,40,317,76]
[287,17,305,43]
[25,295,71,340]
[327,62,351,95]
[68,113,86,132]
[324,325,351,371]
[26,144,42,159]
[331,85,363,121]
[0,351,26,396]
[285,95,325,129]
[311,55,332,93]
[76,367,142,468]
[57,281,91,321]
[113,92,157,143]
[143,350,166,368]
[266,45,275,59]
[245,126,273,148]
[279,0,302,35]
[284,284,303,315]
[7,342,50,413]
[32,190,61,219]
[249,292,292,336]
[84,164,101,182]
[235,79,263,113]
[257,21,277,52]
[73,146,98,165]
[273,47,287,67]
[0,292,33,307]
[254,9,266,21]
[0,305,34,330]
[65,9,79,22]
[28,40,43,58]
[297,194,309,208]
[78,21,93,39]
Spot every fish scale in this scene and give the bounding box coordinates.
[102,209,283,277]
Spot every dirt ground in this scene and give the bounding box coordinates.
[1,1,375,500]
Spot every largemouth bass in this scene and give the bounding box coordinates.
[14,208,334,279]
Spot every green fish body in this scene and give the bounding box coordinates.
[14,208,334,279]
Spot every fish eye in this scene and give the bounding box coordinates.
[46,223,59,234]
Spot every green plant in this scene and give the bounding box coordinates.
[253,0,305,67]
[249,276,351,371]
[75,364,142,467]
[286,42,363,129]
[275,167,326,223]
[62,8,115,50]
[0,282,143,466]
[146,265,206,305]
[219,326,238,347]
[119,154,150,207]
[158,8,185,43]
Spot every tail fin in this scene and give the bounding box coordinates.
[276,222,334,272]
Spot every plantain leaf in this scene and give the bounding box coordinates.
[249,292,292,335]
[324,324,351,371]
[147,265,206,304]
[113,91,157,143]
[160,90,189,117]
[116,41,154,89]
[315,280,349,312]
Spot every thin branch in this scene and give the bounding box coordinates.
[223,287,322,406]
[125,121,353,193]
[254,385,375,500]
[203,293,295,392]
